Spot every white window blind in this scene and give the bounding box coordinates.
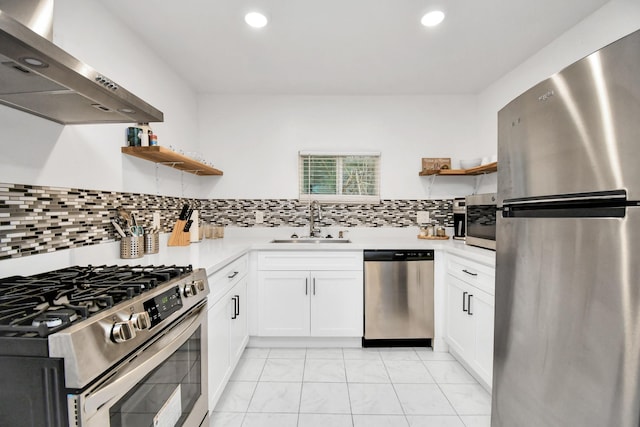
[298,151,381,203]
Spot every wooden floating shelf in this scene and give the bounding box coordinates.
[419,162,497,176]
[122,146,223,176]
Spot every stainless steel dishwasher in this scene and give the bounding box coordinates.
[363,250,434,347]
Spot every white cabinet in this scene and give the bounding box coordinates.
[445,253,495,389]
[258,271,310,336]
[208,291,230,405]
[207,255,249,412]
[257,251,363,337]
[446,275,474,356]
[310,270,363,336]
[472,287,494,383]
[229,278,248,362]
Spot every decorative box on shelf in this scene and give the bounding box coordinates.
[421,157,452,174]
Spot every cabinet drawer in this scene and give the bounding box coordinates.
[257,251,363,271]
[208,254,249,305]
[447,254,495,295]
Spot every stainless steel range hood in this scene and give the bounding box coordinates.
[0,0,163,124]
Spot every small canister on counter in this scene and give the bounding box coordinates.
[120,235,144,259]
[149,133,158,146]
[144,232,159,254]
[425,224,435,237]
[126,127,142,146]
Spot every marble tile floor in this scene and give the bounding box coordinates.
[210,347,491,427]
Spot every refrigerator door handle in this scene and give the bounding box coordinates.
[503,190,629,219]
[504,190,626,206]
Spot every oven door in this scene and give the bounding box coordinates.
[73,302,208,427]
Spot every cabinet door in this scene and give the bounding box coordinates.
[446,275,474,358]
[207,296,231,411]
[469,288,495,385]
[258,271,311,336]
[229,277,249,362]
[310,270,363,337]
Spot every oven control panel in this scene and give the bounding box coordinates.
[143,286,183,328]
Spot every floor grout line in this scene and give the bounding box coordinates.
[341,348,356,427]
[214,347,489,427]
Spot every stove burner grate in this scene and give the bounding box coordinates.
[0,264,193,338]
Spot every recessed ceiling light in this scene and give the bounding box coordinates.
[421,10,445,27]
[245,12,268,28]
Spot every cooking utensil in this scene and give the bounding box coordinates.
[178,204,189,220]
[111,220,127,238]
[181,209,194,232]
[130,226,144,236]
[117,207,132,228]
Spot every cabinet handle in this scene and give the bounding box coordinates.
[313,278,316,295]
[462,291,468,312]
[228,271,239,279]
[467,294,473,316]
[234,294,240,317]
[462,269,477,277]
[305,278,308,295]
[231,296,238,320]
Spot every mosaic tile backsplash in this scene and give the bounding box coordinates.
[200,199,453,228]
[0,182,453,260]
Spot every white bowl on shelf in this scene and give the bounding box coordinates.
[460,158,482,169]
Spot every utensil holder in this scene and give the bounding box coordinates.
[120,235,144,259]
[144,232,159,254]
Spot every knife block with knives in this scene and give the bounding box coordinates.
[168,204,193,246]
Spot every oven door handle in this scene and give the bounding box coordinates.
[83,302,206,418]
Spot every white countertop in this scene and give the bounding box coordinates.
[0,227,495,278]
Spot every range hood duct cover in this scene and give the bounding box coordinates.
[0,0,163,124]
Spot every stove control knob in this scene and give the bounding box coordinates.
[183,283,197,298]
[194,279,205,292]
[130,311,151,331]
[111,321,136,343]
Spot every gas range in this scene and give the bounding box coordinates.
[0,264,209,389]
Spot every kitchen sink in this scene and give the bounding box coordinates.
[270,238,352,244]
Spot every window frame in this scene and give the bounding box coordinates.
[298,151,381,204]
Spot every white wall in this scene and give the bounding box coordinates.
[1,1,637,202]
[0,0,202,198]
[476,0,640,154]
[197,95,493,200]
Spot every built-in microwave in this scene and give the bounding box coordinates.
[465,193,497,250]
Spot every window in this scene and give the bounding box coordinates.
[299,151,381,203]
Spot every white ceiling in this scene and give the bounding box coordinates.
[102,0,610,95]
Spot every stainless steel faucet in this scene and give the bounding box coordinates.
[309,200,322,237]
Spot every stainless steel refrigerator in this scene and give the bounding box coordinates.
[493,29,640,426]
